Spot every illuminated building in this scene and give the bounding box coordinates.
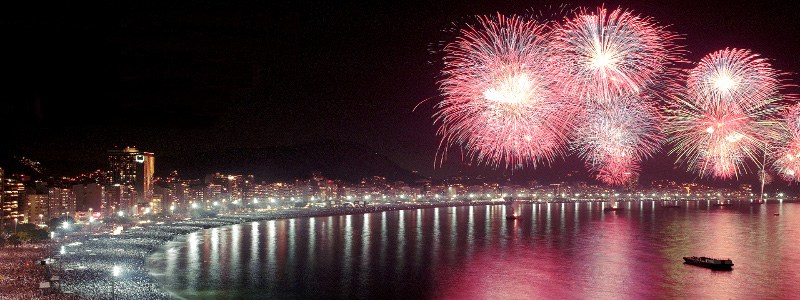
[205,184,223,206]
[205,173,245,203]
[25,193,48,223]
[2,174,25,222]
[150,194,163,214]
[48,187,76,219]
[104,184,136,215]
[108,147,155,212]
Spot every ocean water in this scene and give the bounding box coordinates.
[147,201,800,299]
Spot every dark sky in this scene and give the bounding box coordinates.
[2,0,799,181]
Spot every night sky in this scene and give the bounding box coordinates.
[2,0,799,181]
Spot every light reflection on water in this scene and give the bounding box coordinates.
[148,201,800,299]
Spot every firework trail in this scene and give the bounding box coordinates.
[550,6,684,103]
[434,14,577,168]
[572,97,663,185]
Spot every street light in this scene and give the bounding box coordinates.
[112,265,121,299]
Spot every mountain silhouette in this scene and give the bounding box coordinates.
[156,140,423,183]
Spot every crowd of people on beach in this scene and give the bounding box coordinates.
[0,244,74,299]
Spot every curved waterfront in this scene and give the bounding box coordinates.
[147,201,800,299]
[48,203,488,299]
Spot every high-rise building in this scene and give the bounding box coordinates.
[108,147,154,212]
[104,184,136,215]
[205,173,245,202]
[48,187,76,219]
[25,193,48,224]
[3,175,25,222]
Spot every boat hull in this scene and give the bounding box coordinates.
[683,256,733,270]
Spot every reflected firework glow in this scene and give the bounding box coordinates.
[148,203,800,299]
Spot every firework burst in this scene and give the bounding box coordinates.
[572,97,663,185]
[773,106,800,182]
[774,134,800,182]
[785,104,800,132]
[687,48,782,110]
[667,49,788,180]
[665,96,784,179]
[434,14,577,168]
[596,157,641,187]
[550,6,683,103]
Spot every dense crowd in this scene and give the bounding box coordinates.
[0,244,77,299]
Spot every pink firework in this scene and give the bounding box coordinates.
[773,106,800,182]
[687,48,781,110]
[550,6,683,102]
[594,154,642,186]
[786,103,800,132]
[572,97,663,185]
[668,48,787,179]
[434,14,576,168]
[774,134,800,182]
[665,97,783,179]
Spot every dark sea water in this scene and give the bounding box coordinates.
[147,201,800,299]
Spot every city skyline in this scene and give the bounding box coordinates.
[1,142,792,189]
[1,141,793,225]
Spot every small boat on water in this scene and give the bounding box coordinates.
[683,256,733,270]
[506,200,520,221]
[774,213,780,216]
[604,207,623,212]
